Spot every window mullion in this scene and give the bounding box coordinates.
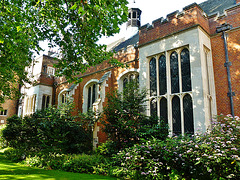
[178,51,183,93]
[156,55,160,117]
[166,52,172,135]
[180,95,184,135]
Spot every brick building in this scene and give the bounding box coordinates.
[2,0,240,147]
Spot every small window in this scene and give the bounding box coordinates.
[0,110,7,116]
[87,83,97,111]
[42,95,51,109]
[43,65,47,73]
[47,66,55,76]
[133,11,136,18]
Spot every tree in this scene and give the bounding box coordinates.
[0,0,128,103]
[101,81,168,151]
[2,106,93,154]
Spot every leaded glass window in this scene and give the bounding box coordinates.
[87,84,97,110]
[150,98,157,117]
[87,86,92,110]
[170,51,179,93]
[172,96,181,135]
[46,96,50,108]
[181,48,191,92]
[160,97,168,124]
[92,84,96,104]
[61,92,68,104]
[42,95,50,109]
[148,47,194,136]
[159,55,167,95]
[123,77,128,89]
[130,74,134,82]
[183,94,194,134]
[42,95,46,109]
[62,94,65,103]
[150,57,157,96]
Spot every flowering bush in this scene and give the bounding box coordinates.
[112,115,240,179]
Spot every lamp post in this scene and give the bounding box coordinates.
[216,23,235,117]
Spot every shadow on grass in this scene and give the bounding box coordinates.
[0,152,116,180]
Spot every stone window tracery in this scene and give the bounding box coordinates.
[149,47,194,135]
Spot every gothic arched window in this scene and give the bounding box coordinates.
[172,96,181,135]
[170,51,179,93]
[150,98,157,117]
[148,47,193,136]
[149,57,157,96]
[159,55,167,95]
[87,83,97,111]
[181,48,191,92]
[183,94,194,134]
[160,97,168,124]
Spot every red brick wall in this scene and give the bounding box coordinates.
[139,4,210,46]
[209,5,240,116]
[0,99,18,124]
[55,47,139,144]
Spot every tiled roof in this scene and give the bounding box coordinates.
[113,33,139,52]
[199,0,236,15]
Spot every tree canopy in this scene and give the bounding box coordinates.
[0,0,128,103]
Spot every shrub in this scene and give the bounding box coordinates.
[96,141,119,156]
[2,106,92,154]
[4,147,27,162]
[0,125,7,149]
[23,152,110,175]
[111,115,240,179]
[101,81,168,152]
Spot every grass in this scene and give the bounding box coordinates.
[0,150,117,180]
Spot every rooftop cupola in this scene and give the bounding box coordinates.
[127,0,142,29]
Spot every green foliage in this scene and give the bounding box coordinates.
[111,115,240,179]
[101,81,168,152]
[138,115,168,141]
[3,147,26,162]
[0,0,128,103]
[96,141,119,157]
[2,107,92,154]
[23,152,109,175]
[0,125,7,149]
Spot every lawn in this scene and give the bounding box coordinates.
[0,151,117,180]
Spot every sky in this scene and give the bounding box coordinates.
[40,0,207,54]
[97,0,207,45]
